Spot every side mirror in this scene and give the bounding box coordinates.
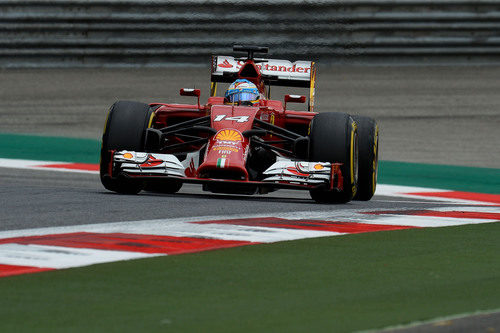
[284,94,306,110]
[180,88,201,97]
[180,88,201,109]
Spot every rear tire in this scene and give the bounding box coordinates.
[100,101,154,194]
[309,112,358,203]
[352,116,379,201]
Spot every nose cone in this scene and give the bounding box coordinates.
[197,128,249,180]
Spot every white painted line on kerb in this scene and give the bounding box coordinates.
[0,219,340,244]
[0,158,58,168]
[0,243,157,269]
[0,158,98,174]
[359,215,497,228]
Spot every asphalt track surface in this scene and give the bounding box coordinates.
[1,166,453,232]
[0,66,499,331]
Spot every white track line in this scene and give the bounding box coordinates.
[0,243,157,269]
[360,215,497,227]
[0,158,98,174]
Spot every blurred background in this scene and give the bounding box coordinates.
[0,0,499,167]
[1,0,500,66]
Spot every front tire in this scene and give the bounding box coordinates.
[309,112,358,203]
[352,115,379,201]
[100,100,154,194]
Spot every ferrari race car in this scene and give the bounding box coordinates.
[100,45,379,203]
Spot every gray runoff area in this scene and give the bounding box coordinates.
[0,65,498,168]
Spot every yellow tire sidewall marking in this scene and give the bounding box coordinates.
[372,124,379,194]
[147,111,155,128]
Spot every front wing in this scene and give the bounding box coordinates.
[109,151,344,192]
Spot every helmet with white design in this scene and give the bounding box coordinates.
[225,79,260,105]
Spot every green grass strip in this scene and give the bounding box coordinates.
[0,133,100,164]
[379,160,500,194]
[1,223,499,332]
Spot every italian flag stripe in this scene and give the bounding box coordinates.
[217,158,226,168]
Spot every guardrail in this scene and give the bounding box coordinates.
[1,0,499,66]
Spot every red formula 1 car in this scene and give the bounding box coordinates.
[100,45,379,203]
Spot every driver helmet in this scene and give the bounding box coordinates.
[225,79,260,105]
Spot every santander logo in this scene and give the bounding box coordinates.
[214,56,312,79]
[215,57,311,76]
[218,59,233,68]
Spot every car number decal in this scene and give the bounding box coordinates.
[213,115,249,123]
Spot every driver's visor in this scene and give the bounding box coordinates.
[227,91,260,103]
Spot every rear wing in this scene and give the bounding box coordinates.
[211,55,317,111]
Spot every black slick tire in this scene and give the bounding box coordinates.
[308,112,358,203]
[100,100,153,194]
[352,115,379,201]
